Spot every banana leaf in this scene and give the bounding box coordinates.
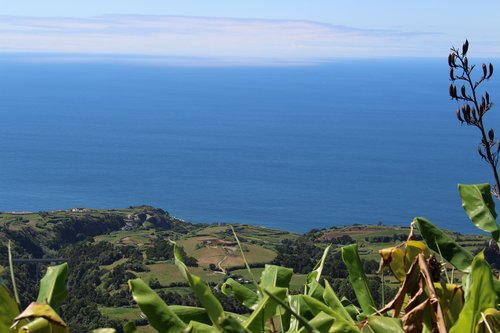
[221,278,259,309]
[128,278,186,332]
[36,263,68,310]
[458,183,499,242]
[366,316,404,333]
[174,245,225,328]
[323,280,355,325]
[415,217,474,272]
[341,244,376,314]
[259,264,293,290]
[0,282,20,332]
[244,286,287,332]
[449,252,497,333]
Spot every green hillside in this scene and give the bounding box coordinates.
[0,206,494,332]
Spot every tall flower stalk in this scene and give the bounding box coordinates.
[449,40,500,198]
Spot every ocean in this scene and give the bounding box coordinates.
[0,56,499,233]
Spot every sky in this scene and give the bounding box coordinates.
[1,1,499,64]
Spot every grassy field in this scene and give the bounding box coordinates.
[137,262,224,286]
[95,229,155,246]
[194,224,297,248]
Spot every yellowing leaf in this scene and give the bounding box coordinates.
[12,302,66,327]
[405,241,430,270]
[12,302,68,333]
[379,247,406,282]
[476,308,500,333]
[433,283,463,328]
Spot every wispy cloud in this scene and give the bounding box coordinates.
[0,15,452,64]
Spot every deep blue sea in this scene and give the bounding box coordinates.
[0,56,499,233]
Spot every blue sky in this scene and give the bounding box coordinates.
[1,1,499,63]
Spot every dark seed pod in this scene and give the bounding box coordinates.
[483,64,488,78]
[456,108,464,123]
[472,107,478,121]
[461,85,467,98]
[479,104,485,117]
[472,107,479,119]
[448,54,454,67]
[449,68,455,80]
[449,84,455,98]
[454,86,458,98]
[462,40,469,56]
[489,129,495,141]
[464,57,468,69]
[482,97,486,108]
[488,63,494,79]
[464,111,471,124]
[486,92,490,104]
[464,105,471,123]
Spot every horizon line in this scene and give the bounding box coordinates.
[1,51,489,68]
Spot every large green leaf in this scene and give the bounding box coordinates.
[415,217,474,272]
[128,278,186,332]
[307,245,331,284]
[244,287,287,332]
[305,245,330,300]
[169,305,211,325]
[174,245,225,327]
[221,278,259,309]
[449,252,498,333]
[36,263,68,310]
[340,298,360,321]
[323,280,354,325]
[0,282,20,332]
[366,316,404,333]
[459,183,500,241]
[265,291,317,333]
[170,305,247,325]
[341,244,376,315]
[297,311,333,333]
[288,294,303,332]
[259,264,293,290]
[300,295,361,333]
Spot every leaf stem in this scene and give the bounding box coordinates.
[7,241,20,305]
